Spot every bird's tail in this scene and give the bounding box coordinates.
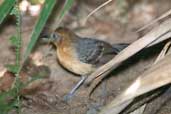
[112,43,129,53]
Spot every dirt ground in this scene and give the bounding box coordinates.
[1,0,171,114]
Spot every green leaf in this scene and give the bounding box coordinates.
[9,35,19,47]
[23,0,56,62]
[10,5,19,16]
[10,5,21,27]
[30,0,45,5]
[0,87,20,113]
[6,64,19,74]
[0,0,16,25]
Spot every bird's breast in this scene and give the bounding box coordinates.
[56,44,95,75]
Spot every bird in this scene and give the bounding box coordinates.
[41,27,128,101]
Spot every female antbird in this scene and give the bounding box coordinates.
[41,27,128,101]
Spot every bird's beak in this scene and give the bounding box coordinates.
[40,33,52,43]
[40,31,60,46]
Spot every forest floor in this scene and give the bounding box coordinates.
[0,0,171,114]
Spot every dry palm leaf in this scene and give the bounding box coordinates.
[126,41,171,114]
[99,43,171,114]
[86,18,171,95]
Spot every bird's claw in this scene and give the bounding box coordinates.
[63,93,74,102]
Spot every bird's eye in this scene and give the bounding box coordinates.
[51,33,57,39]
[50,33,61,42]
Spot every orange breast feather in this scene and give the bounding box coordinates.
[56,41,95,75]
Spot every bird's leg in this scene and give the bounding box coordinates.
[64,76,87,101]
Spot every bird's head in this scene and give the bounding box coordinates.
[40,27,75,46]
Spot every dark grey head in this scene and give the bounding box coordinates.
[40,30,62,45]
[40,27,75,46]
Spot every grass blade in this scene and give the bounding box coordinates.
[59,0,74,19]
[23,0,56,62]
[51,0,74,30]
[0,0,16,24]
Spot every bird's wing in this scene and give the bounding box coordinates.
[75,38,116,65]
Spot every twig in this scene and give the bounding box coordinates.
[154,41,171,64]
[136,9,171,32]
[83,0,113,25]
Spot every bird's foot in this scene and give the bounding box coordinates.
[63,93,74,102]
[63,76,87,102]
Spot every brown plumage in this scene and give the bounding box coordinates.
[41,27,128,100]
